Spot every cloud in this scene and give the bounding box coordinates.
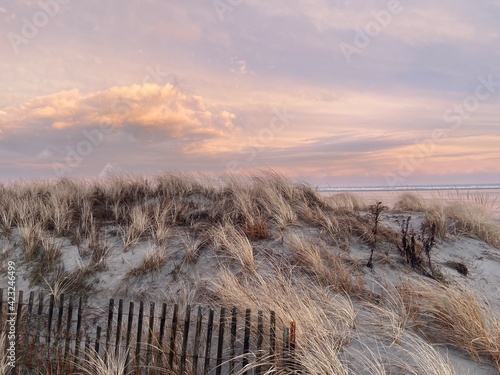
[0,83,236,140]
[388,7,476,46]
[248,1,479,47]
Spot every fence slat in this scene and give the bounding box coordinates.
[95,326,102,354]
[84,334,91,364]
[22,291,35,370]
[192,307,203,375]
[282,327,289,368]
[146,302,155,374]
[0,289,3,328]
[135,301,145,368]
[73,296,83,372]
[180,305,191,375]
[125,302,135,375]
[104,298,115,363]
[242,309,251,375]
[156,303,167,373]
[269,311,276,361]
[46,294,55,362]
[14,290,23,374]
[203,309,214,375]
[215,307,226,375]
[168,304,179,369]
[229,308,237,375]
[255,310,264,375]
[64,296,74,363]
[290,321,296,368]
[115,299,124,358]
[52,294,65,369]
[33,292,44,369]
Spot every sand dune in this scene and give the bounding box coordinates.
[1,172,499,374]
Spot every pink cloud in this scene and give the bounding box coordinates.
[0,83,236,139]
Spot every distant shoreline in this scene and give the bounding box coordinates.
[317,184,500,192]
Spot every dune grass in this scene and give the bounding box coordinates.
[393,191,500,248]
[399,279,500,370]
[1,172,499,374]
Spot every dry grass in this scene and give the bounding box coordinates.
[288,234,364,296]
[399,279,500,370]
[363,282,413,345]
[121,205,151,249]
[179,233,202,264]
[210,265,356,373]
[423,205,448,238]
[73,347,131,375]
[211,222,256,273]
[0,332,13,374]
[126,245,169,278]
[19,222,43,261]
[393,192,427,212]
[3,172,500,374]
[42,267,88,302]
[444,202,500,248]
[395,332,459,375]
[28,237,63,285]
[324,192,367,211]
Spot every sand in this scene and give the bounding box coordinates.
[1,179,499,374]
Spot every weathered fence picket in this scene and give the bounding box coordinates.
[0,289,295,374]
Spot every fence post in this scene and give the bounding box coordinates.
[168,304,179,369]
[229,307,237,375]
[215,307,226,375]
[269,311,276,364]
[14,290,23,374]
[0,289,3,329]
[73,296,84,373]
[33,292,44,369]
[21,291,35,371]
[192,307,203,375]
[203,309,214,375]
[242,309,251,375]
[156,303,167,373]
[124,301,135,375]
[180,305,191,375]
[255,310,264,375]
[63,296,74,365]
[289,321,296,371]
[52,294,65,370]
[104,298,115,364]
[145,302,155,374]
[282,327,290,368]
[135,301,144,370]
[115,299,124,358]
[46,294,55,363]
[95,326,102,355]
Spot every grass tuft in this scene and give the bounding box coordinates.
[393,192,427,212]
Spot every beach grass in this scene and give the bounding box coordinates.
[1,172,499,374]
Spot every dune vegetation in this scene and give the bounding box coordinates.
[0,171,499,374]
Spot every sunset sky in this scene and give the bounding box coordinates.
[1,0,500,187]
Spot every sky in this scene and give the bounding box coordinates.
[1,0,500,187]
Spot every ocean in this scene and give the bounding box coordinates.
[317,185,500,219]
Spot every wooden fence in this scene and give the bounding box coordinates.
[0,289,296,375]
